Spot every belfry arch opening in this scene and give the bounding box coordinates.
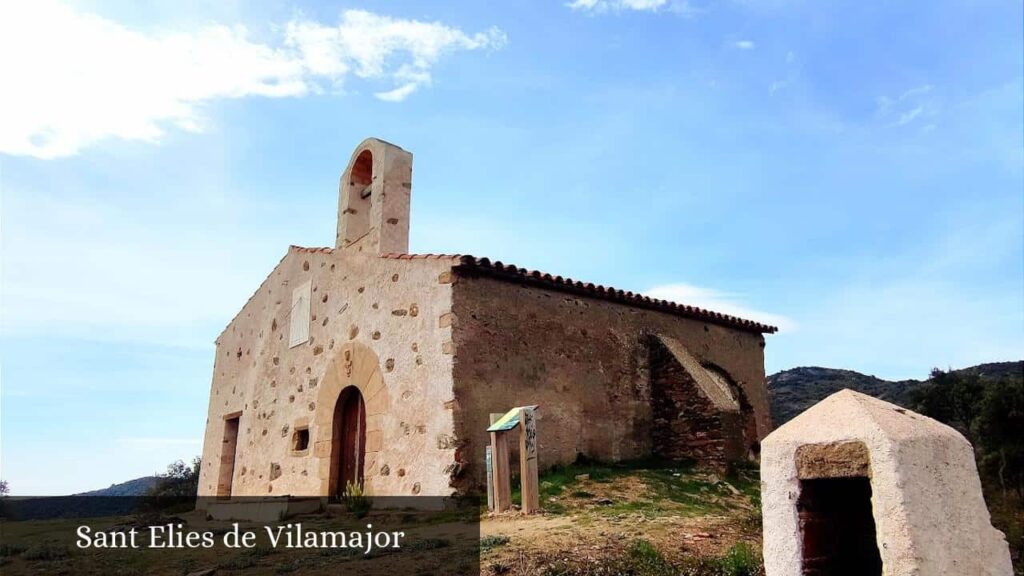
[330,385,367,497]
[341,149,373,247]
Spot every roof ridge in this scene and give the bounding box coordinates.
[290,245,335,254]
[450,254,778,334]
[379,252,463,260]
[281,249,777,334]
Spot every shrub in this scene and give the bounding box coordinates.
[0,543,27,557]
[717,542,763,576]
[342,481,372,518]
[480,534,510,550]
[620,539,675,576]
[22,543,70,561]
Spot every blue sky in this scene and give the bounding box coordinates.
[1,0,1021,494]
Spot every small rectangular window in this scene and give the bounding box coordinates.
[292,427,310,452]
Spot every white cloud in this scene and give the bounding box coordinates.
[375,83,421,102]
[734,40,756,50]
[0,2,506,159]
[568,0,670,12]
[644,283,797,332]
[897,106,924,126]
[876,83,937,128]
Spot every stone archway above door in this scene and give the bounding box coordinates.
[315,342,389,495]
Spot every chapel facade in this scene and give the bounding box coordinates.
[196,138,777,502]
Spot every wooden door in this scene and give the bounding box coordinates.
[333,387,366,496]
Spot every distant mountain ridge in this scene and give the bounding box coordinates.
[767,361,1024,426]
[69,362,1023,495]
[75,476,160,497]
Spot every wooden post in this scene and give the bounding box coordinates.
[485,413,502,512]
[491,431,512,512]
[518,407,540,513]
[485,446,494,511]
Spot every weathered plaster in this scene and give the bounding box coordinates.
[197,248,458,500]
[761,389,1013,576]
[450,273,770,490]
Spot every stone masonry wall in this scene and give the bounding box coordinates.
[648,337,742,468]
[450,273,770,490]
[197,248,460,501]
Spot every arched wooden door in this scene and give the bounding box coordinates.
[332,386,366,496]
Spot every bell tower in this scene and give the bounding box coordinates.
[336,138,412,254]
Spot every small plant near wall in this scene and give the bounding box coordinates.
[342,481,371,518]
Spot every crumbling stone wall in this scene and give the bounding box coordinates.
[648,337,743,467]
[197,247,460,501]
[450,273,770,490]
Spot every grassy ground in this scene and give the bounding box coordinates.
[483,459,765,575]
[0,509,479,575]
[0,461,765,575]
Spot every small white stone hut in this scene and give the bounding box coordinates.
[761,389,1012,576]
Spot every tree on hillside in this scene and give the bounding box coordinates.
[148,457,201,498]
[910,367,1024,565]
[0,479,9,497]
[910,369,1023,497]
[973,378,1024,499]
[911,368,984,436]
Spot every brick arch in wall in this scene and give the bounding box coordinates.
[315,341,389,496]
[646,334,749,468]
[701,362,759,459]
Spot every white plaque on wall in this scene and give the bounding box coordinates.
[289,280,312,348]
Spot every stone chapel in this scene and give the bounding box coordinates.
[197,138,777,502]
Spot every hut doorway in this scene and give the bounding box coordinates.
[797,476,882,575]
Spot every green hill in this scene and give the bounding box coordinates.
[768,361,1023,425]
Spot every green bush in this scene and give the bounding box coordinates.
[0,543,27,558]
[717,543,763,576]
[621,539,675,576]
[480,534,510,550]
[342,481,372,518]
[22,543,70,561]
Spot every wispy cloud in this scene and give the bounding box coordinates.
[876,84,937,128]
[568,0,669,13]
[897,106,924,126]
[734,40,756,50]
[644,283,797,332]
[0,2,506,159]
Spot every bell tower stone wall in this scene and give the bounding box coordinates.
[336,138,413,255]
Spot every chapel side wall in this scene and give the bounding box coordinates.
[197,249,458,500]
[449,274,769,489]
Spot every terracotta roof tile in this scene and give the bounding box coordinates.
[286,249,776,334]
[291,245,335,254]
[448,254,774,334]
[380,252,463,260]
[447,254,776,334]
